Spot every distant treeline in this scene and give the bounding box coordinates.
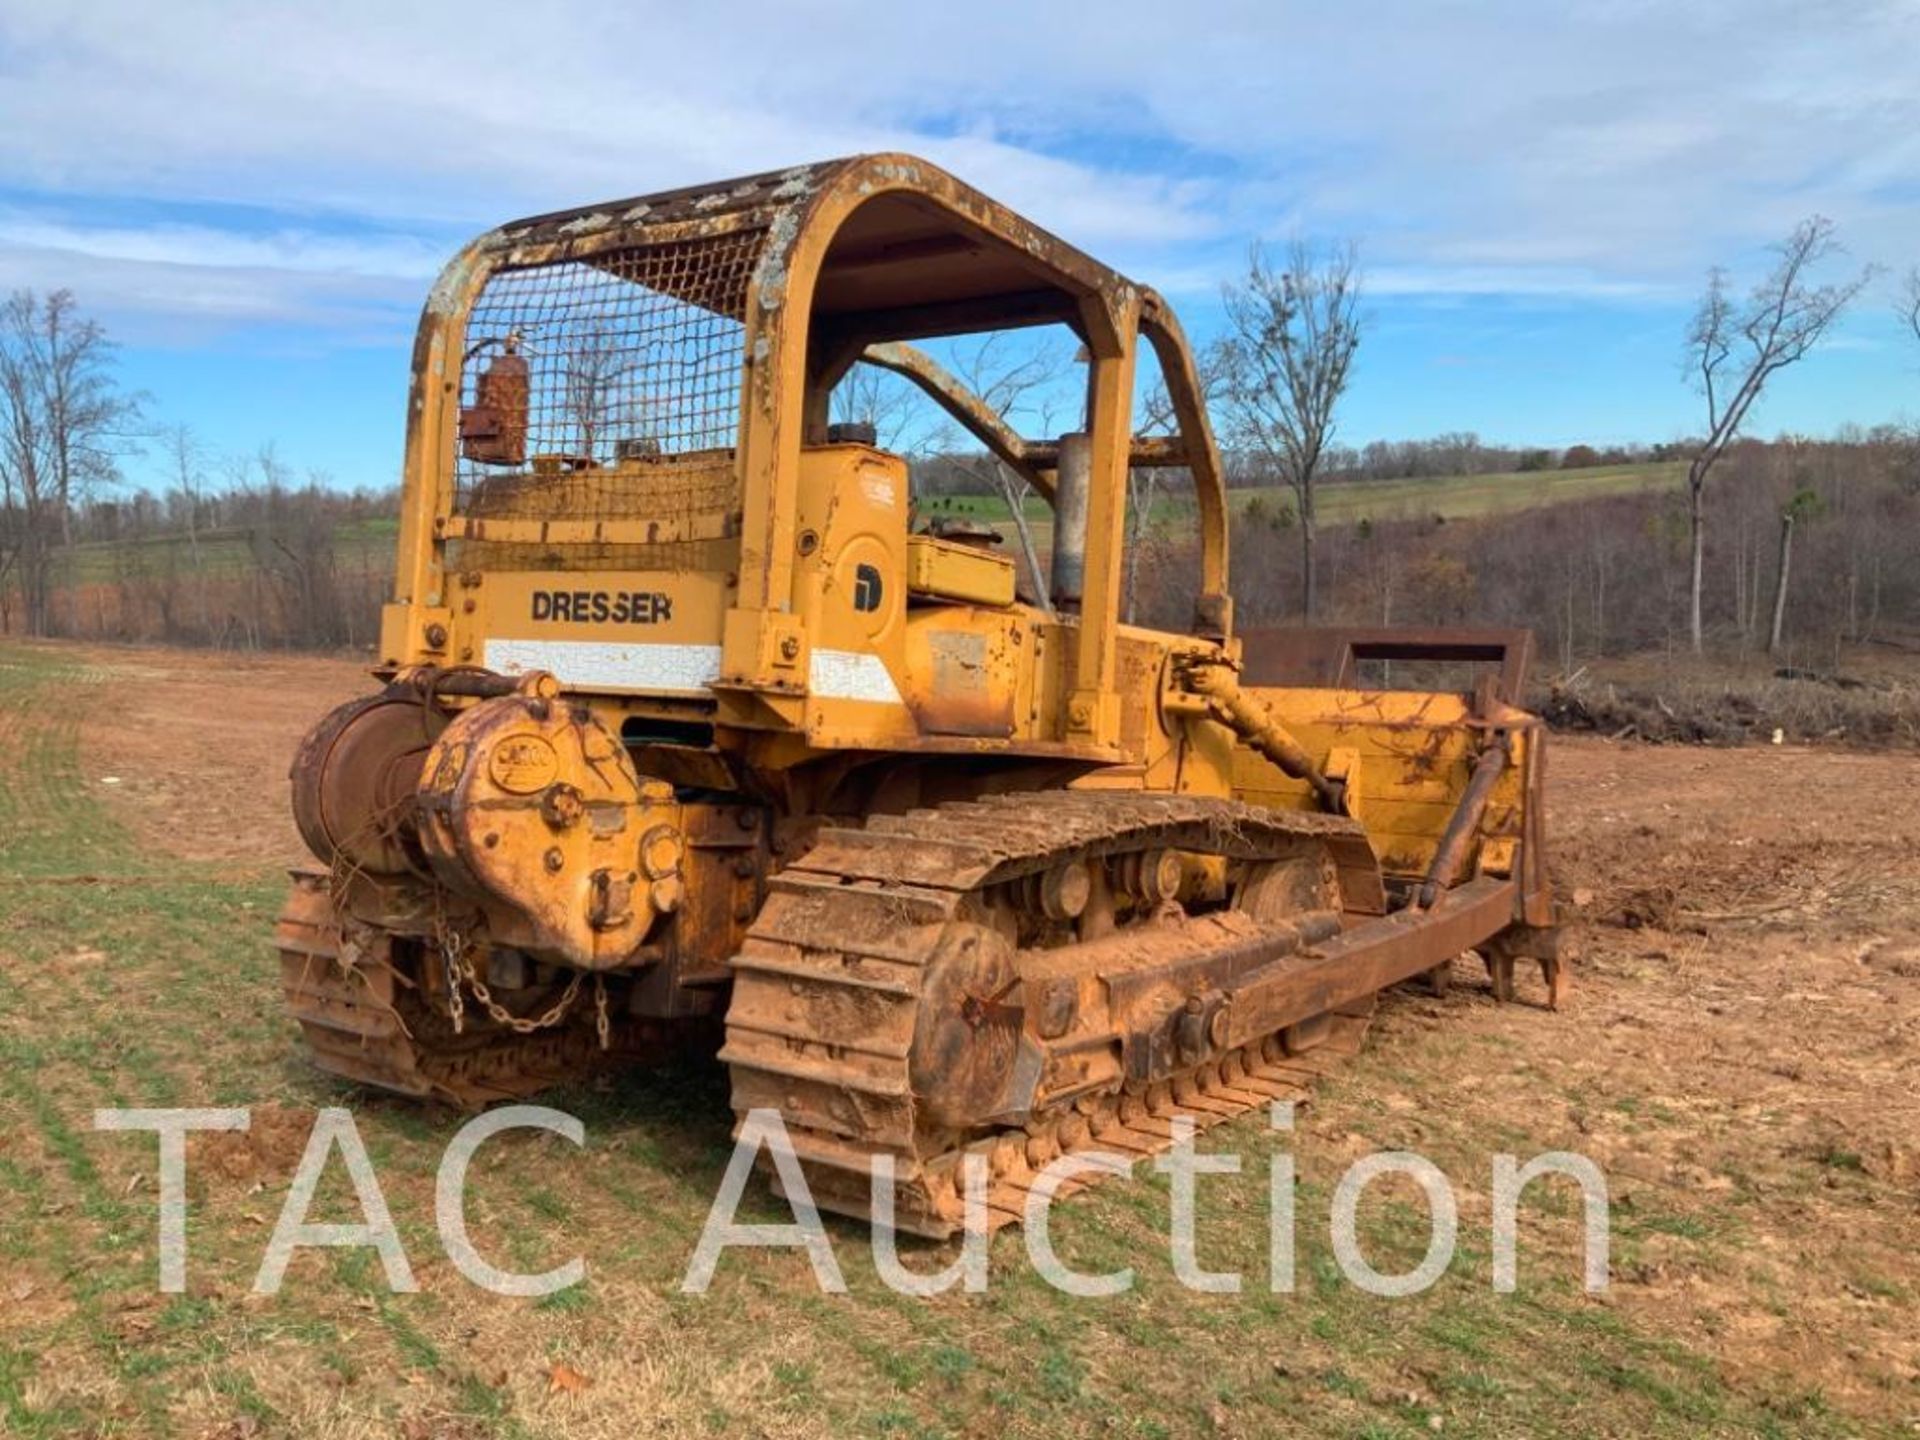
[6,432,1918,670]
[1316,433,1679,484]
[1145,431,1920,669]
[909,431,1678,498]
[9,473,399,651]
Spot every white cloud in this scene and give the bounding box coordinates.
[0,215,442,280]
[0,0,1912,333]
[1367,266,1671,302]
[0,240,420,346]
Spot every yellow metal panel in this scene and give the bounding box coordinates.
[900,610,1019,738]
[1228,685,1535,883]
[1066,327,1139,746]
[453,568,730,693]
[791,445,914,741]
[905,535,1016,607]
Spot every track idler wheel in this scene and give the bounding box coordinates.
[908,920,1030,1128]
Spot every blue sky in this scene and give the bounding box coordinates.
[2,0,1916,491]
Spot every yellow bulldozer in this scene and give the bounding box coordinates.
[278,154,1559,1236]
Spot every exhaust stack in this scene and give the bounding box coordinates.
[1050,430,1090,609]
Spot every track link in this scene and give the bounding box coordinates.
[722,791,1389,1237]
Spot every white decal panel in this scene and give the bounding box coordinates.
[484,639,721,695]
[809,648,903,705]
[483,639,901,706]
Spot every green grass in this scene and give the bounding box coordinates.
[44,515,398,586]
[1297,460,1685,525]
[1814,1145,1867,1174]
[0,635,1888,1439]
[920,460,1685,532]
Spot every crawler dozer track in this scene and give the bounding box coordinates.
[275,873,661,1107]
[722,791,1391,1238]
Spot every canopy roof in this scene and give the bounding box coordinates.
[488,154,1131,343]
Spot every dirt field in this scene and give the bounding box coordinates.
[1,639,1916,1439]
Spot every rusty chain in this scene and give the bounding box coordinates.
[441,929,586,1035]
[442,931,469,1035]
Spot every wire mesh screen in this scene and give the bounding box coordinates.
[455,230,763,522]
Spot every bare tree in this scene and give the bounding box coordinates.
[1122,360,1217,625]
[165,425,208,566]
[1681,218,1870,651]
[947,332,1077,611]
[41,291,141,545]
[237,446,350,649]
[831,362,920,452]
[1218,239,1363,620]
[1767,485,1822,655]
[165,424,215,638]
[0,360,41,632]
[0,290,140,634]
[1903,267,1920,349]
[563,329,635,459]
[1124,380,1175,625]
